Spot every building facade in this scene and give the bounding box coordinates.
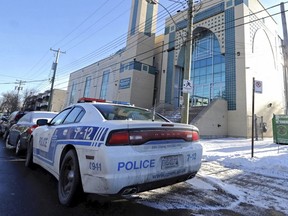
[24,89,66,112]
[65,0,286,138]
[66,0,158,109]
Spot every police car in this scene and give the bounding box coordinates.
[25,101,202,206]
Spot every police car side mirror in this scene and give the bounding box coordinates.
[37,119,48,126]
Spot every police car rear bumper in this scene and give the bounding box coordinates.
[119,171,198,196]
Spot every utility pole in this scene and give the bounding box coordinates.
[15,80,25,97]
[48,48,66,111]
[15,80,25,110]
[281,2,288,114]
[181,0,193,124]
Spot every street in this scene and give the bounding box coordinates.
[0,138,286,216]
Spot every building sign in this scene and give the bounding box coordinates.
[183,79,193,93]
[254,80,263,93]
[119,77,131,89]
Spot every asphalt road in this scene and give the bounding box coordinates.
[0,138,286,216]
[0,139,177,216]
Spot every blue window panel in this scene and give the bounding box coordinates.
[214,64,222,73]
[194,68,200,76]
[130,0,139,36]
[83,76,92,97]
[145,3,154,36]
[206,65,212,74]
[235,0,248,6]
[214,55,222,64]
[225,8,236,110]
[148,66,157,75]
[120,63,124,73]
[226,0,233,8]
[176,19,188,31]
[214,73,222,82]
[199,75,206,84]
[134,61,142,71]
[194,76,200,85]
[207,75,212,83]
[206,58,212,66]
[194,2,225,23]
[164,26,170,35]
[165,32,175,104]
[100,70,110,99]
[194,61,200,68]
[200,59,207,67]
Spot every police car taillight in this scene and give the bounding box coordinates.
[27,125,39,134]
[107,131,130,145]
[107,130,199,145]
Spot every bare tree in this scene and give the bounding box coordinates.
[0,91,19,114]
[21,88,38,111]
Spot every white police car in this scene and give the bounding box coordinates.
[25,102,202,206]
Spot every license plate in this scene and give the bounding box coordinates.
[161,155,179,169]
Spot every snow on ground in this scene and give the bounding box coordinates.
[200,137,288,179]
[135,138,288,215]
[188,137,288,214]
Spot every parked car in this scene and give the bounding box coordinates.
[0,114,9,136]
[1,111,29,139]
[26,102,203,206]
[6,111,58,155]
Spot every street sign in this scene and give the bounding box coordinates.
[254,80,263,93]
[183,79,192,93]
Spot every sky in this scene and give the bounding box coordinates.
[133,137,288,214]
[0,0,286,99]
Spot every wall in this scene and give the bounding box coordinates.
[192,99,228,138]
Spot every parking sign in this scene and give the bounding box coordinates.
[254,80,262,93]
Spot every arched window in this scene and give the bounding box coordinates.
[191,30,225,106]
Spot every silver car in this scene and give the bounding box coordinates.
[6,111,57,155]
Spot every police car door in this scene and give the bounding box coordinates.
[34,107,72,169]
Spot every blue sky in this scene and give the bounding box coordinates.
[0,0,286,98]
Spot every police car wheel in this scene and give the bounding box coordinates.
[58,149,82,206]
[25,138,34,168]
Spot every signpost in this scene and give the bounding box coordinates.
[251,78,263,158]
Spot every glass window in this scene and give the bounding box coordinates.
[50,108,72,126]
[93,104,167,122]
[194,61,200,69]
[214,73,222,82]
[191,30,225,106]
[83,76,92,97]
[206,65,212,74]
[194,68,200,76]
[69,81,77,105]
[214,64,222,73]
[63,107,85,124]
[18,113,30,123]
[100,70,110,99]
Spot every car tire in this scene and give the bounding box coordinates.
[58,149,82,206]
[15,139,22,156]
[5,134,12,149]
[3,130,9,140]
[25,138,34,168]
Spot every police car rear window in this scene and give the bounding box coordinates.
[93,104,167,122]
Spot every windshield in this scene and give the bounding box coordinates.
[93,104,167,122]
